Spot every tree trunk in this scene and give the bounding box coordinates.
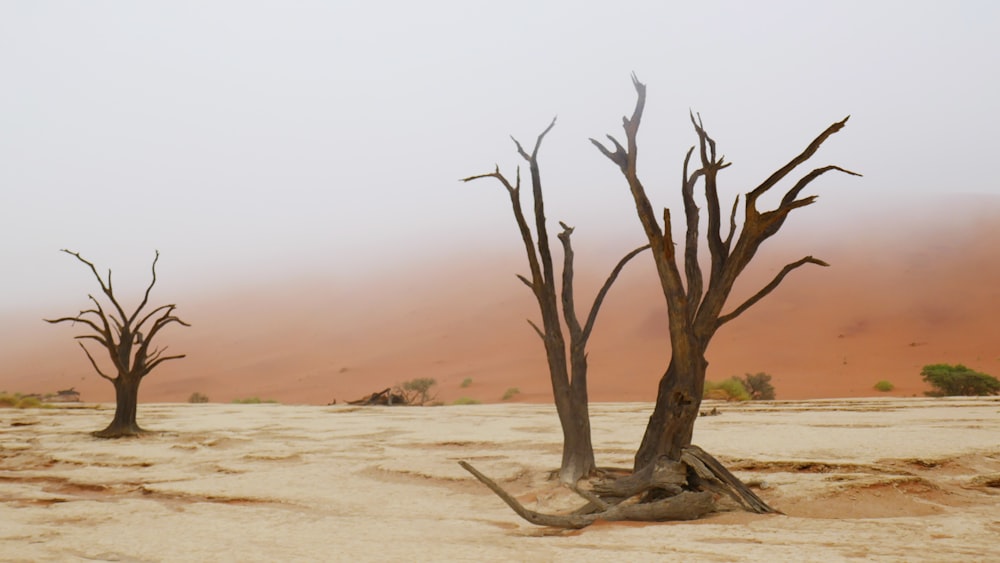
[633,357,707,472]
[557,371,595,483]
[93,375,145,438]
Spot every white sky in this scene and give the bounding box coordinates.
[2,1,998,311]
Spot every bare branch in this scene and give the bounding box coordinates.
[723,194,740,249]
[144,353,186,375]
[581,244,650,344]
[128,250,160,326]
[781,165,863,209]
[746,116,851,212]
[514,116,557,161]
[515,274,534,290]
[716,256,829,328]
[681,146,703,309]
[78,342,114,382]
[589,135,628,170]
[464,165,543,295]
[557,222,583,341]
[44,315,104,335]
[526,319,544,340]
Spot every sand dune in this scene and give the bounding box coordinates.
[1,195,998,405]
[1,398,998,561]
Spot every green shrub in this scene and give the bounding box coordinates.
[501,387,520,401]
[398,378,437,405]
[452,397,481,405]
[15,396,43,409]
[873,380,895,392]
[0,393,19,407]
[704,377,750,402]
[741,372,776,400]
[460,378,473,388]
[188,392,210,404]
[921,364,1000,396]
[231,397,278,404]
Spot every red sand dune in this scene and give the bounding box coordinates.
[2,195,998,404]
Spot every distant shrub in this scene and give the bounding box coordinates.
[874,380,895,392]
[188,392,210,404]
[741,372,776,400]
[0,392,19,407]
[452,397,481,405]
[704,377,750,402]
[397,378,437,405]
[501,387,520,401]
[460,378,473,388]
[15,396,43,409]
[231,397,278,404]
[921,364,1000,396]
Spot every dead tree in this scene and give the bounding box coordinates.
[460,76,857,527]
[463,119,649,483]
[45,250,189,437]
[590,75,859,504]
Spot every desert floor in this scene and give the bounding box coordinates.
[1,397,999,562]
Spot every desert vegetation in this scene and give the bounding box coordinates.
[704,377,751,401]
[501,387,520,401]
[231,397,279,404]
[396,377,438,406]
[874,380,895,392]
[921,363,1000,396]
[188,392,210,403]
[0,392,45,409]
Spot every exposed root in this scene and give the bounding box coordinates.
[459,461,714,529]
[460,444,776,528]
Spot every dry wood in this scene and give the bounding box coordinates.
[458,461,714,529]
[45,250,188,437]
[463,120,647,483]
[591,75,859,473]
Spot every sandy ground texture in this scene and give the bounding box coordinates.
[1,397,999,562]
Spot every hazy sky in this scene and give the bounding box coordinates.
[2,1,998,311]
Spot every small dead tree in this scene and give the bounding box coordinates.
[45,250,189,438]
[463,119,648,483]
[461,76,858,527]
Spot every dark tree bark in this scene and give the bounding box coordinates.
[464,119,649,483]
[591,75,860,478]
[45,250,190,438]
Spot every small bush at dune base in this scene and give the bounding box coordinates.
[15,396,43,409]
[460,378,473,388]
[232,397,279,404]
[741,372,776,400]
[501,387,520,401]
[703,377,750,402]
[874,380,895,392]
[396,378,438,405]
[188,392,210,403]
[452,397,481,405]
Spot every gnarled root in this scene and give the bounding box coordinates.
[458,461,713,529]
[459,444,776,529]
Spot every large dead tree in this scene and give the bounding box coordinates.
[591,76,858,475]
[461,76,858,526]
[463,119,648,483]
[45,250,189,438]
